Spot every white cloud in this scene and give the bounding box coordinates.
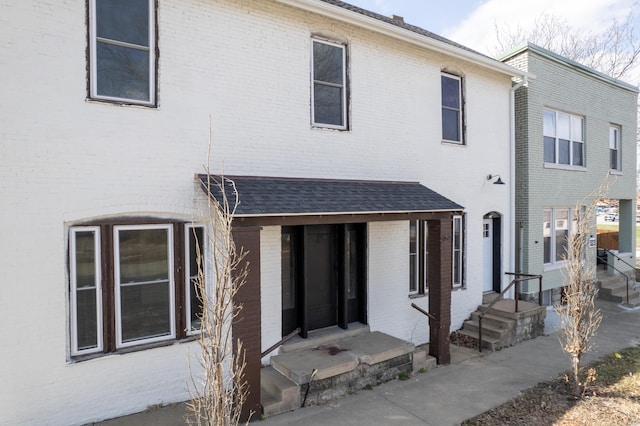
[444,0,636,55]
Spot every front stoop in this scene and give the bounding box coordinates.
[458,299,546,351]
[597,275,640,308]
[262,331,432,418]
[261,366,300,417]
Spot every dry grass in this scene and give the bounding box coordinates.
[462,346,640,426]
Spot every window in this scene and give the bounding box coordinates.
[610,125,621,171]
[69,221,204,357]
[452,216,464,287]
[312,39,347,129]
[441,73,463,143]
[409,220,428,294]
[89,0,156,105]
[543,208,579,266]
[543,109,584,166]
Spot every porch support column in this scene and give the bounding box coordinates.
[427,217,452,365]
[231,226,262,422]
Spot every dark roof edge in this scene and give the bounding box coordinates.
[273,0,530,79]
[233,208,465,218]
[499,42,639,93]
[197,173,420,185]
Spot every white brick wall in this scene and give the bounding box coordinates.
[0,0,515,423]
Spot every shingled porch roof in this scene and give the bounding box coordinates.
[198,175,463,218]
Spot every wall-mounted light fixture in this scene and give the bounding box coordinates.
[487,174,505,185]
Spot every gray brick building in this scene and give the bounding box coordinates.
[501,43,638,302]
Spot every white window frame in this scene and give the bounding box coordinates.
[185,224,205,335]
[543,207,579,267]
[89,0,156,105]
[543,109,584,167]
[610,125,621,172]
[441,73,464,144]
[452,215,464,287]
[114,224,175,348]
[311,38,347,130]
[70,226,103,356]
[409,220,428,295]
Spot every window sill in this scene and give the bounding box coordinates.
[452,285,466,291]
[543,262,566,272]
[409,292,427,299]
[85,97,157,109]
[311,124,349,131]
[543,163,586,172]
[442,140,465,147]
[610,170,623,176]
[68,336,197,364]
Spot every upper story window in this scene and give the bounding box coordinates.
[69,220,204,358]
[312,38,347,129]
[610,125,621,172]
[441,73,464,144]
[543,109,584,167]
[89,0,156,105]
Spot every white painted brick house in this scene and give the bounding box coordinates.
[0,0,527,424]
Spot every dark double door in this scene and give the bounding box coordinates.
[282,224,366,337]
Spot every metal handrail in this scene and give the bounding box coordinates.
[597,253,631,304]
[411,303,436,321]
[601,248,636,272]
[261,327,301,358]
[477,272,543,353]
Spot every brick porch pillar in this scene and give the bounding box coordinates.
[231,227,262,422]
[427,217,452,365]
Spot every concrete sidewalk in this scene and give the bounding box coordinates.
[98,300,640,426]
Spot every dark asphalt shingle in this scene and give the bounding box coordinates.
[199,175,463,216]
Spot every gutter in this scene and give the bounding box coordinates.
[508,76,528,298]
[274,0,531,79]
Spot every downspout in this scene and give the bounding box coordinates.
[509,75,527,299]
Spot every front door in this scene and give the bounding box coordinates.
[281,224,367,338]
[306,225,337,330]
[483,219,493,292]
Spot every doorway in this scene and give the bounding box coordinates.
[482,213,502,293]
[281,224,367,338]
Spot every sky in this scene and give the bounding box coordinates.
[344,0,639,62]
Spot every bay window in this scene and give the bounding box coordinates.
[69,220,205,358]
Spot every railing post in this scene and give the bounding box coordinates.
[538,277,543,306]
[478,316,483,353]
[515,280,519,313]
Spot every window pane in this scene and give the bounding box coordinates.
[96,42,150,101]
[543,110,555,136]
[121,281,171,342]
[313,42,343,85]
[611,149,618,170]
[441,76,460,109]
[188,227,204,331]
[96,0,149,46]
[558,139,570,164]
[282,233,295,310]
[555,210,569,262]
[409,221,417,292]
[442,109,460,141]
[572,141,583,166]
[76,289,98,350]
[543,210,551,264]
[543,136,555,163]
[75,232,96,288]
[314,83,343,126]
[572,116,583,141]
[557,113,570,139]
[119,228,168,283]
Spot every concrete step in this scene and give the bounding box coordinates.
[470,311,516,331]
[456,329,501,351]
[412,345,437,373]
[482,291,501,305]
[261,366,300,418]
[622,297,640,308]
[462,319,510,341]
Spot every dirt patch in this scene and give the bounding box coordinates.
[463,346,640,426]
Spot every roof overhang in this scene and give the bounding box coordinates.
[274,0,532,80]
[198,175,464,225]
